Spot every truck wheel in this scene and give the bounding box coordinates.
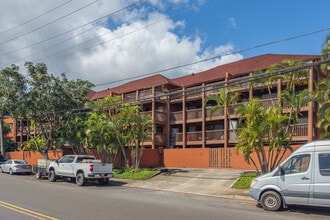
[76,172,86,186]
[260,191,282,211]
[48,170,57,182]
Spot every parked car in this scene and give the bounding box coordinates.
[0,160,32,175]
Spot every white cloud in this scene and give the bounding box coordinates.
[0,0,243,91]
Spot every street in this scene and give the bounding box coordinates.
[0,173,329,220]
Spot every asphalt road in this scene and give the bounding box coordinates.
[0,173,329,220]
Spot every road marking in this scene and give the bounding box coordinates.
[0,200,58,220]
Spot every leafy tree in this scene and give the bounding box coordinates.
[119,104,152,170]
[54,113,89,154]
[205,87,240,138]
[85,96,122,164]
[0,65,25,156]
[236,60,315,174]
[315,33,330,138]
[3,62,93,159]
[321,33,330,76]
[85,97,152,169]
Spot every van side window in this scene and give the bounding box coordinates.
[282,154,310,175]
[319,153,330,176]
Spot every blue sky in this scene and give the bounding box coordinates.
[0,0,329,90]
[177,0,329,56]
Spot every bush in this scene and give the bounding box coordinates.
[113,167,158,180]
[231,173,256,189]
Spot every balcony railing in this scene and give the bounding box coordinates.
[206,108,223,118]
[138,89,152,100]
[261,98,278,109]
[170,133,183,143]
[141,111,166,123]
[186,131,202,141]
[171,111,183,123]
[292,123,308,137]
[186,108,202,120]
[206,130,224,140]
[186,88,202,99]
[154,134,165,144]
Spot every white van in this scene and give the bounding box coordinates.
[249,140,330,211]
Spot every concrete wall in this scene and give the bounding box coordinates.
[164,148,210,168]
[5,150,63,166]
[5,145,300,170]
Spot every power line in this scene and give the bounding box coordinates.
[93,26,330,88]
[68,58,330,115]
[0,0,73,36]
[15,0,211,65]
[0,0,99,46]
[0,0,145,57]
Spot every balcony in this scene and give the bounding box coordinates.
[154,134,165,145]
[186,108,202,122]
[143,133,166,146]
[170,133,183,145]
[138,89,152,101]
[206,108,223,120]
[206,130,225,144]
[141,111,166,124]
[186,131,202,142]
[185,88,202,100]
[171,111,183,124]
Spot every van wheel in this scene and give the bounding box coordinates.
[76,172,86,186]
[260,191,282,211]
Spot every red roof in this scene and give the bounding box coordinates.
[89,88,113,100]
[172,54,320,87]
[92,54,320,99]
[91,74,179,100]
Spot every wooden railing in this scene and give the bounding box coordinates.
[186,108,202,120]
[206,130,224,140]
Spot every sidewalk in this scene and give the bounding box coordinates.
[111,168,253,201]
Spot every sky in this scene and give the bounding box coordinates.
[0,0,329,91]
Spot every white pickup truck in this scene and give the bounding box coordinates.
[48,155,113,186]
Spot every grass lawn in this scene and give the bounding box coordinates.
[231,173,257,189]
[113,168,159,180]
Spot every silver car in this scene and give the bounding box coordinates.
[0,159,32,175]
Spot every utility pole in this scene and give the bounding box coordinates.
[0,119,4,157]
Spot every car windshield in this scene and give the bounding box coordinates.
[14,160,27,164]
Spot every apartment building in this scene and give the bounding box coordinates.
[5,53,322,168]
[90,53,322,168]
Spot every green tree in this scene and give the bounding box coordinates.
[0,65,25,156]
[55,114,89,155]
[321,33,330,76]
[17,62,93,159]
[205,87,240,138]
[85,96,122,164]
[315,33,330,138]
[315,79,330,138]
[236,60,314,174]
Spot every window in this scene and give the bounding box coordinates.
[58,156,74,163]
[319,153,330,176]
[282,154,310,175]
